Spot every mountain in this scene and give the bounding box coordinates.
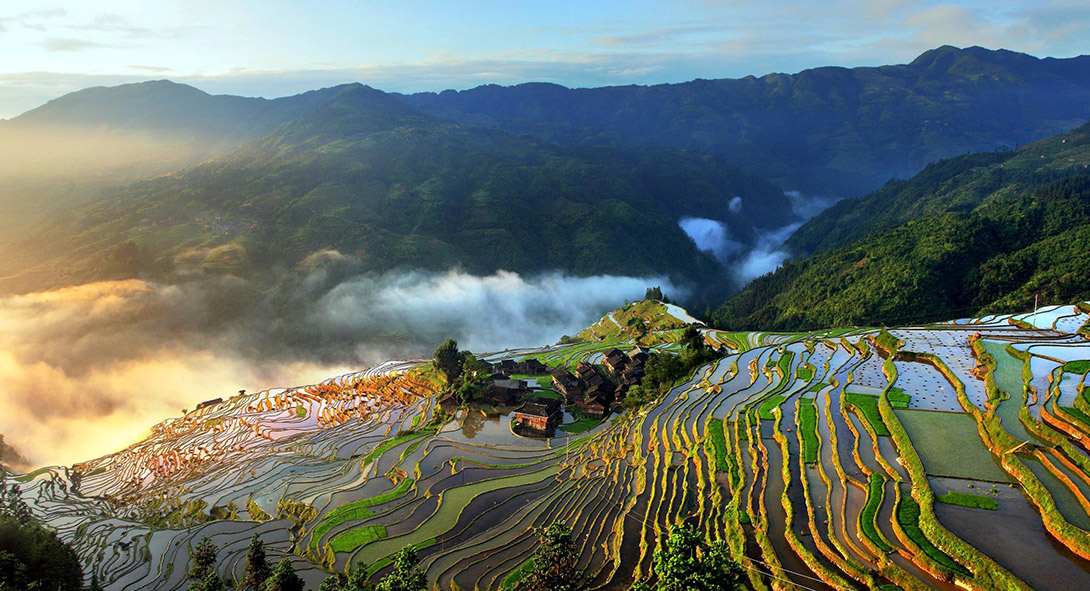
[714,121,1090,331]
[402,46,1090,197]
[13,302,1090,591]
[0,83,792,293]
[0,80,347,178]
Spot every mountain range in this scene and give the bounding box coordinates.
[1,45,1089,319]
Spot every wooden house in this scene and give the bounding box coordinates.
[602,349,628,373]
[514,398,563,435]
[488,379,529,404]
[577,396,609,420]
[551,369,583,400]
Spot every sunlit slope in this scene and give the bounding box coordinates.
[12,302,1090,590]
[717,121,1090,331]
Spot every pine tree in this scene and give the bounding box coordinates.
[521,522,584,591]
[375,547,426,591]
[187,538,218,583]
[263,558,304,591]
[242,534,272,591]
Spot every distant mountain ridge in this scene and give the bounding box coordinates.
[4,45,1090,300]
[1,83,792,294]
[402,46,1090,197]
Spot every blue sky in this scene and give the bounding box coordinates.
[0,0,1087,118]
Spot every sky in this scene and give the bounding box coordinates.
[0,0,1088,118]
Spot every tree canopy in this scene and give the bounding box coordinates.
[633,523,744,591]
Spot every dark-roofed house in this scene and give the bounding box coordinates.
[574,361,597,382]
[577,396,609,420]
[488,379,529,405]
[492,359,518,376]
[514,398,563,435]
[551,369,583,401]
[627,347,651,365]
[519,359,548,374]
[603,348,628,373]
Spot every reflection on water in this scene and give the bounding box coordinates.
[463,410,484,439]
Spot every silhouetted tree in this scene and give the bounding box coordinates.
[0,479,82,591]
[263,558,304,591]
[679,325,705,353]
[521,521,585,591]
[187,537,219,590]
[432,339,462,384]
[241,534,272,591]
[644,287,664,301]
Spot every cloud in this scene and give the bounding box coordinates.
[129,65,172,73]
[678,217,743,261]
[784,190,840,220]
[0,267,676,467]
[42,37,118,52]
[0,8,67,32]
[594,25,727,49]
[731,222,802,285]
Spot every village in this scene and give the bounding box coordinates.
[440,347,655,437]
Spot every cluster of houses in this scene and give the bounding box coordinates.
[437,349,655,437]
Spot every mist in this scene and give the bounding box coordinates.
[678,190,839,289]
[0,267,674,468]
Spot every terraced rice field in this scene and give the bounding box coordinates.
[12,303,1090,590]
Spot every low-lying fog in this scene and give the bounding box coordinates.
[0,266,677,468]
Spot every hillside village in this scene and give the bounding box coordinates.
[449,347,655,437]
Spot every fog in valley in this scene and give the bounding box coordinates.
[0,264,677,468]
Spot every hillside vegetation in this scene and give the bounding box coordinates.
[1,84,791,293]
[716,121,1090,330]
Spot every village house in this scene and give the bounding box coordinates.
[627,347,651,366]
[491,358,549,376]
[577,395,609,420]
[602,348,629,373]
[487,378,530,405]
[514,397,563,435]
[551,369,583,401]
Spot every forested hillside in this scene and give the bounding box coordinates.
[715,120,1090,330]
[404,46,1090,197]
[2,84,791,293]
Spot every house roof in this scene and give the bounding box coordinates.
[515,397,562,418]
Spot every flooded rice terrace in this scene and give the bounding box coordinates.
[10,302,1090,590]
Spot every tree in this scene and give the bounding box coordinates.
[375,546,426,591]
[264,558,305,591]
[433,339,462,384]
[644,287,664,302]
[454,352,490,404]
[633,523,743,591]
[241,534,272,591]
[188,537,218,583]
[521,522,585,591]
[679,325,705,353]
